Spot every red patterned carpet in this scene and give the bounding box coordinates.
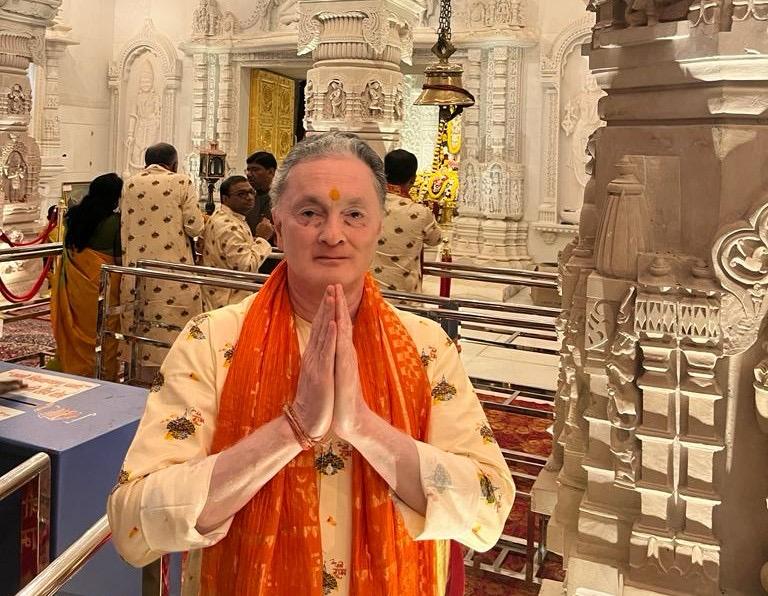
[0,319,564,594]
[465,397,564,595]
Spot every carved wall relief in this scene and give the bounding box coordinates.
[108,19,181,175]
[323,79,346,120]
[123,56,162,176]
[6,84,32,116]
[534,15,596,245]
[360,80,384,120]
[712,199,768,355]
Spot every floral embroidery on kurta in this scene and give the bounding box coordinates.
[164,408,204,440]
[186,323,206,340]
[322,567,338,595]
[478,422,497,444]
[479,472,502,510]
[316,445,346,476]
[150,372,164,393]
[221,343,235,368]
[426,463,452,494]
[420,346,438,368]
[117,469,130,485]
[431,376,457,402]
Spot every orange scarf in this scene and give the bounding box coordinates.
[200,262,437,595]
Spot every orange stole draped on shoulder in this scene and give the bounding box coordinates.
[200,262,437,596]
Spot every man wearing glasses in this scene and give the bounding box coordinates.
[245,151,279,274]
[201,175,271,310]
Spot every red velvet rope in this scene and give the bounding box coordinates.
[0,215,58,247]
[0,256,55,303]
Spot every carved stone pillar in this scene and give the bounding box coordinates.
[298,0,422,156]
[447,19,536,266]
[39,13,78,209]
[551,3,768,595]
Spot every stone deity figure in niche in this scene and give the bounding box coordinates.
[323,80,346,120]
[2,150,28,203]
[361,81,384,119]
[124,60,162,176]
[393,83,404,121]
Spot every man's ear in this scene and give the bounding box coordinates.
[273,211,284,249]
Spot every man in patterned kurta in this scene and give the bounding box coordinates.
[119,142,205,379]
[201,175,271,310]
[109,133,514,595]
[371,149,441,293]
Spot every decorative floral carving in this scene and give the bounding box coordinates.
[712,200,768,355]
[361,10,388,55]
[297,11,321,56]
[238,0,273,32]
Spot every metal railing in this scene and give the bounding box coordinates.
[0,452,51,585]
[0,244,62,325]
[422,260,558,289]
[15,516,111,596]
[95,259,559,383]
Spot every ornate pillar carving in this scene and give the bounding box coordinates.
[39,11,77,208]
[448,10,536,267]
[298,0,422,156]
[551,3,768,595]
[0,0,60,301]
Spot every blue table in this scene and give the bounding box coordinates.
[0,363,147,596]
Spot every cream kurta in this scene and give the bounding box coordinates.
[200,204,271,311]
[119,164,206,367]
[371,192,442,293]
[108,295,514,595]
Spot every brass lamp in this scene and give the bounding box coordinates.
[198,141,226,216]
[414,0,474,121]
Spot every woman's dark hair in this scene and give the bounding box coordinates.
[64,173,123,252]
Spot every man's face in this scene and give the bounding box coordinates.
[273,155,383,295]
[246,162,275,193]
[223,181,255,215]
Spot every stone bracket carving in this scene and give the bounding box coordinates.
[712,199,768,355]
[297,10,321,55]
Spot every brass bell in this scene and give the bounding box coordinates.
[414,35,474,119]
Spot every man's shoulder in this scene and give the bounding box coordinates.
[387,303,447,343]
[195,293,256,336]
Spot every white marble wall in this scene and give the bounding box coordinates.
[41,0,600,267]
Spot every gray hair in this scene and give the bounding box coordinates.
[270,132,387,209]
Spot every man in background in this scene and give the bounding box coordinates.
[202,175,271,310]
[371,149,441,293]
[120,142,205,380]
[245,151,279,274]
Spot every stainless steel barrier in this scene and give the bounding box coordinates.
[15,516,110,596]
[422,261,558,289]
[0,452,51,585]
[0,244,62,327]
[96,258,559,386]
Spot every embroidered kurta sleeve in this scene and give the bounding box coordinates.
[218,222,271,273]
[180,179,205,238]
[107,314,230,567]
[420,208,442,247]
[394,317,514,552]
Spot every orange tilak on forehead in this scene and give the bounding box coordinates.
[329,187,341,201]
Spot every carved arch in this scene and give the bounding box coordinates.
[536,13,595,231]
[107,19,182,173]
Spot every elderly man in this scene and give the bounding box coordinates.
[201,175,271,310]
[371,149,442,293]
[120,142,205,379]
[108,132,513,595]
